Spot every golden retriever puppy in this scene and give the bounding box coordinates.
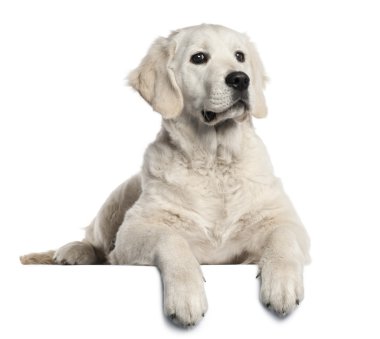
[21,24,310,327]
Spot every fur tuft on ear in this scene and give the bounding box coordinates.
[128,37,183,119]
[247,40,268,118]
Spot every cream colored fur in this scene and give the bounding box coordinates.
[20,24,310,327]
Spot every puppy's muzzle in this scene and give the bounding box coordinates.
[225,71,250,91]
[201,72,250,123]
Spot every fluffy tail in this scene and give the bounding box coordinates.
[20,250,56,265]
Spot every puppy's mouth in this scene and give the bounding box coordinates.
[201,110,217,123]
[201,100,247,125]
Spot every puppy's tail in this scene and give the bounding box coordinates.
[20,250,56,265]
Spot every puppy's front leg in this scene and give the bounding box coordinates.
[109,223,207,327]
[258,227,307,316]
[157,234,208,326]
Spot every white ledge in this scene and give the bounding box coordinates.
[5,264,320,338]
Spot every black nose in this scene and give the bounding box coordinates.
[225,71,250,91]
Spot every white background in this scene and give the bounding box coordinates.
[1,0,380,338]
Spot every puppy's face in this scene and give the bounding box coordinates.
[171,26,256,125]
[129,24,267,123]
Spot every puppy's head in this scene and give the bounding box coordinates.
[129,24,267,125]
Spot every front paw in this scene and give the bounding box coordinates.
[163,272,208,327]
[259,261,304,316]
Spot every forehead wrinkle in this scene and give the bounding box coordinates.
[186,38,247,57]
[174,25,249,53]
[184,42,210,53]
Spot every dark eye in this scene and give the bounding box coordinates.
[235,51,245,62]
[190,52,208,64]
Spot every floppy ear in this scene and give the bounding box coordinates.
[128,37,183,119]
[247,41,268,118]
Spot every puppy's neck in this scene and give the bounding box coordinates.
[162,114,252,165]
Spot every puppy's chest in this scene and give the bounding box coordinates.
[181,161,256,223]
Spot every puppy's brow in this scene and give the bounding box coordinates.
[187,43,209,53]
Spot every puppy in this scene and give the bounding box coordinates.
[21,24,310,327]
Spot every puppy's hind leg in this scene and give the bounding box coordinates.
[20,233,100,265]
[20,174,142,265]
[20,238,101,265]
[53,240,98,265]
